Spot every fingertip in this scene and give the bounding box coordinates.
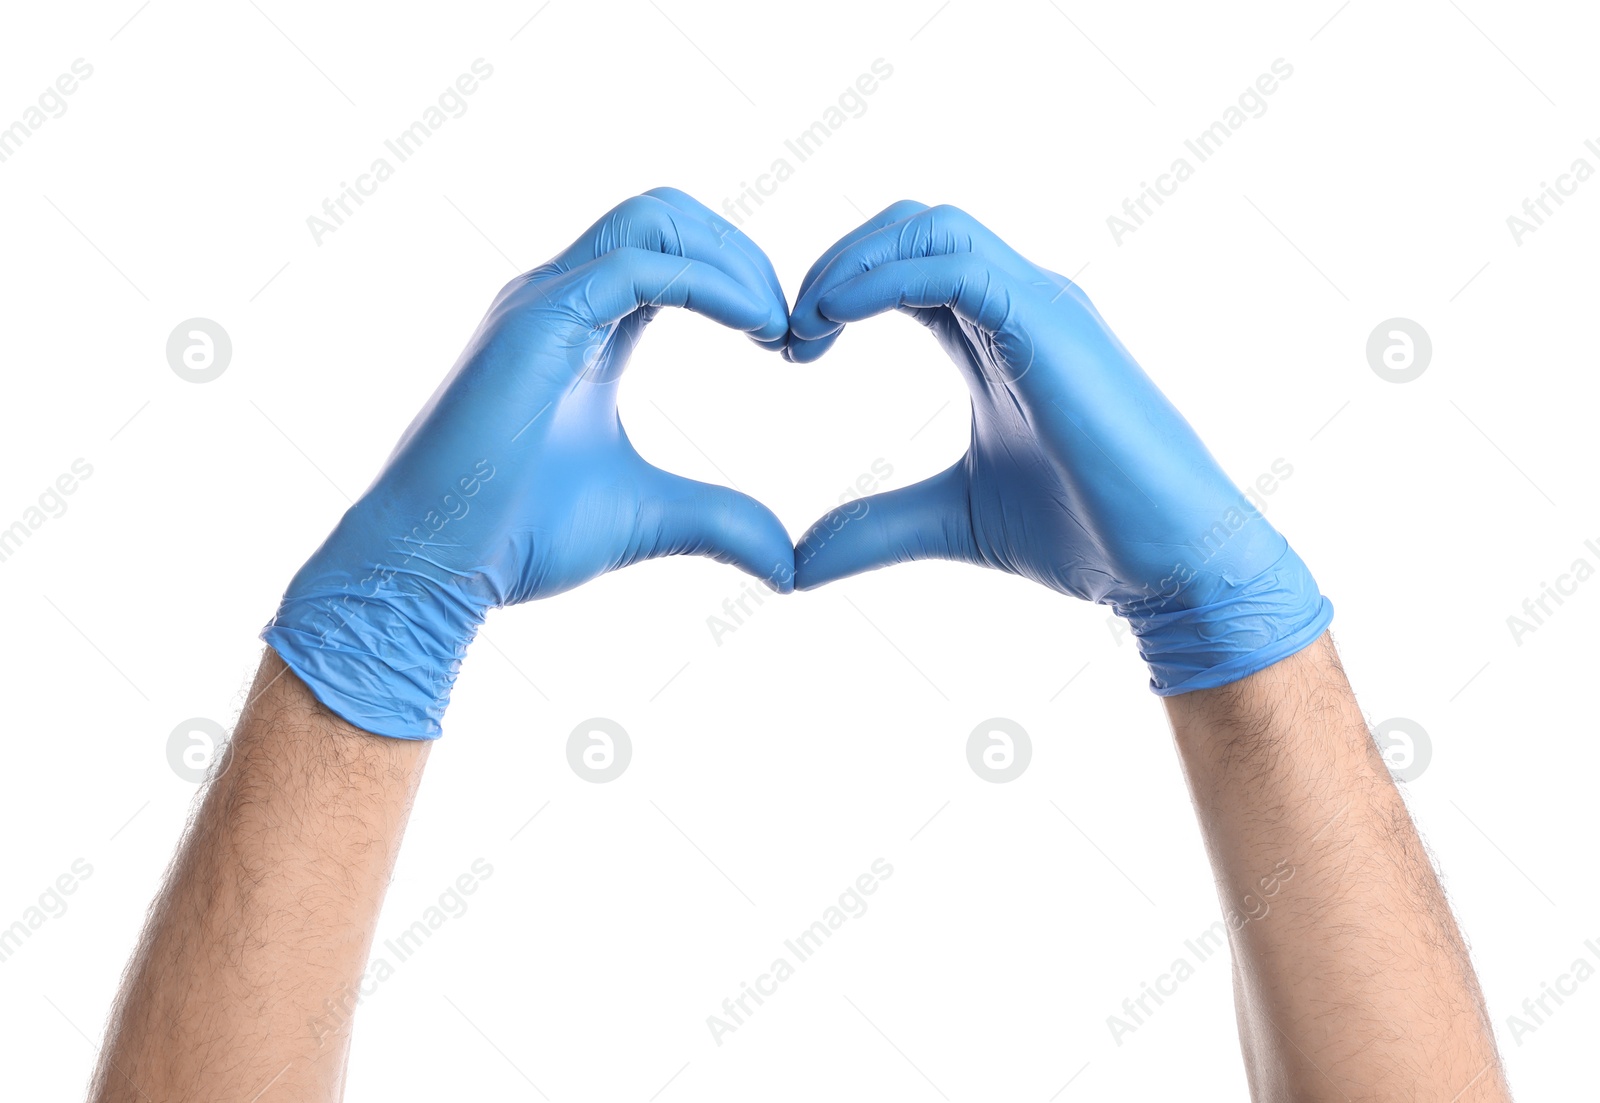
[786,308,843,342]
[815,287,847,321]
[734,548,796,595]
[783,333,837,364]
[785,318,834,343]
[785,290,841,340]
[791,566,829,592]
[766,561,797,595]
[745,539,797,595]
[721,492,797,596]
[728,285,778,333]
[793,538,852,591]
[749,302,789,344]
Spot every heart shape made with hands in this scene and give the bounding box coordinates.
[264,186,1332,738]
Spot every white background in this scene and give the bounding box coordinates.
[0,1,1594,1099]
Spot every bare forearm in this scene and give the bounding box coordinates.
[92,650,429,1103]
[1165,633,1507,1102]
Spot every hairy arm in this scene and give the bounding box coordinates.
[773,203,1511,1097]
[90,649,429,1102]
[1165,632,1508,1102]
[89,191,788,1100]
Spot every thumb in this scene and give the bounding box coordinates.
[637,471,796,593]
[794,461,978,591]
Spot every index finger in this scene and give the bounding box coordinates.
[642,186,790,347]
[782,199,927,363]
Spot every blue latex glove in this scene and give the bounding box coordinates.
[264,189,794,738]
[785,202,1332,695]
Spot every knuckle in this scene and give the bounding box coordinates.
[928,203,973,228]
[614,194,664,222]
[608,197,681,251]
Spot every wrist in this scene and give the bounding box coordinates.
[1121,543,1333,696]
[261,579,483,740]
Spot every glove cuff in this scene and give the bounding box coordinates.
[1121,545,1334,697]
[261,586,481,740]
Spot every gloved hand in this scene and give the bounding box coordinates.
[264,188,795,739]
[785,201,1332,695]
